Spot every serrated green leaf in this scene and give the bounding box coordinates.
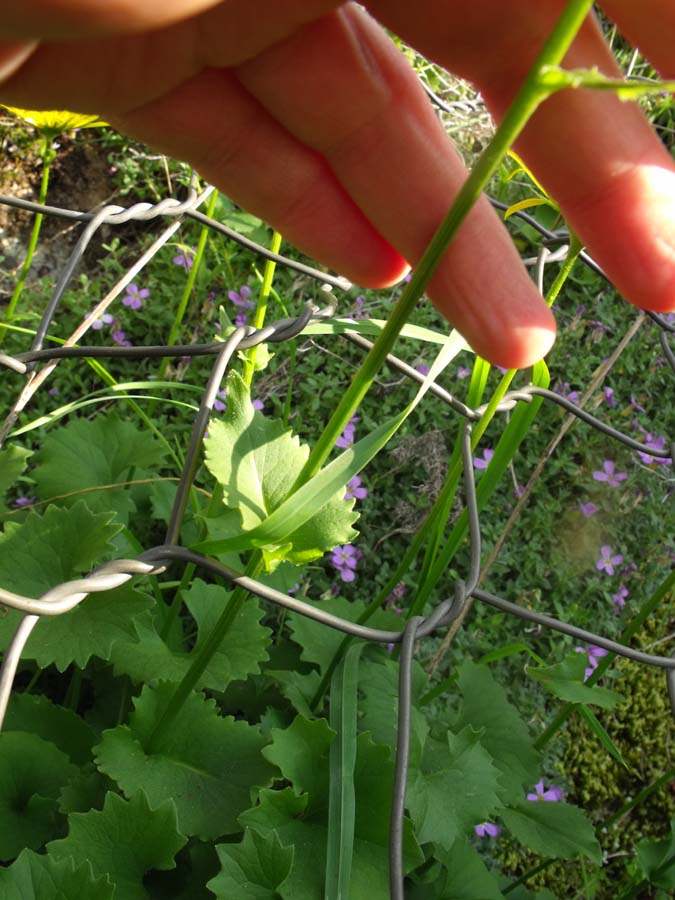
[357,657,429,766]
[199,330,464,560]
[408,726,502,850]
[203,371,358,566]
[48,790,186,899]
[94,683,276,839]
[20,584,153,671]
[208,829,294,899]
[636,816,675,889]
[0,444,32,512]
[0,849,114,900]
[0,732,77,860]
[111,578,270,689]
[288,596,402,676]
[434,838,504,899]
[262,714,335,816]
[527,653,623,709]
[501,800,601,864]
[32,413,166,522]
[58,765,110,815]
[454,662,540,805]
[243,734,423,900]
[4,694,95,764]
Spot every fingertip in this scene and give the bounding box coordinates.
[471,316,557,371]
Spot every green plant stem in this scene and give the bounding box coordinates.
[243,230,282,387]
[535,569,675,750]
[160,562,196,642]
[0,136,54,344]
[605,764,675,829]
[157,186,218,384]
[146,552,264,752]
[294,0,592,488]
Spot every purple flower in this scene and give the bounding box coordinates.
[475,822,500,838]
[252,398,264,411]
[173,247,195,269]
[457,366,471,380]
[234,311,249,328]
[630,395,646,414]
[330,544,359,582]
[352,295,368,319]
[514,483,525,498]
[592,460,627,487]
[415,364,430,377]
[345,475,368,501]
[579,502,598,518]
[213,390,227,413]
[637,434,672,466]
[603,386,616,408]
[91,312,114,331]
[228,285,254,309]
[122,283,149,310]
[48,387,59,397]
[591,320,607,336]
[386,581,407,607]
[527,781,564,803]
[554,382,581,403]
[596,545,623,576]
[575,644,609,680]
[473,448,494,470]
[336,416,360,450]
[112,330,132,347]
[13,496,34,508]
[611,584,629,612]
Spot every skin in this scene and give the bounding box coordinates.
[0,1,674,367]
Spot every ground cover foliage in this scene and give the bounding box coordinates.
[0,10,674,899]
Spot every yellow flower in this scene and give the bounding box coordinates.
[2,107,107,137]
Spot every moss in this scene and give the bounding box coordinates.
[497,588,675,897]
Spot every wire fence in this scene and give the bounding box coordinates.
[0,165,674,898]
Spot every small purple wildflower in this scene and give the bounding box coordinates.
[13,496,34,508]
[475,822,500,838]
[603,386,616,408]
[112,330,132,347]
[48,387,59,397]
[576,304,586,316]
[630,395,646,414]
[592,460,627,487]
[252,398,264,411]
[514,483,525,498]
[415,364,430,377]
[213,390,227,413]
[637,434,672,466]
[457,366,471,380]
[228,285,254,309]
[345,475,368,501]
[473,448,494,470]
[352,295,368,319]
[596,545,623,576]
[330,544,359,582]
[591,320,607,336]
[386,581,407,608]
[575,644,609,680]
[234,311,249,328]
[336,416,360,450]
[611,585,629,613]
[91,312,114,331]
[173,247,195,269]
[554,382,581,403]
[122,284,149,310]
[527,781,564,802]
[579,502,598,518]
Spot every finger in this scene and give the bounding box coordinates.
[233,4,556,366]
[0,0,223,39]
[481,15,675,315]
[109,67,408,290]
[601,0,675,77]
[0,40,37,83]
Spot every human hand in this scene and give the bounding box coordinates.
[1,1,673,367]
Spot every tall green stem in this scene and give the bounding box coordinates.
[0,136,54,344]
[294,0,593,488]
[243,231,282,387]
